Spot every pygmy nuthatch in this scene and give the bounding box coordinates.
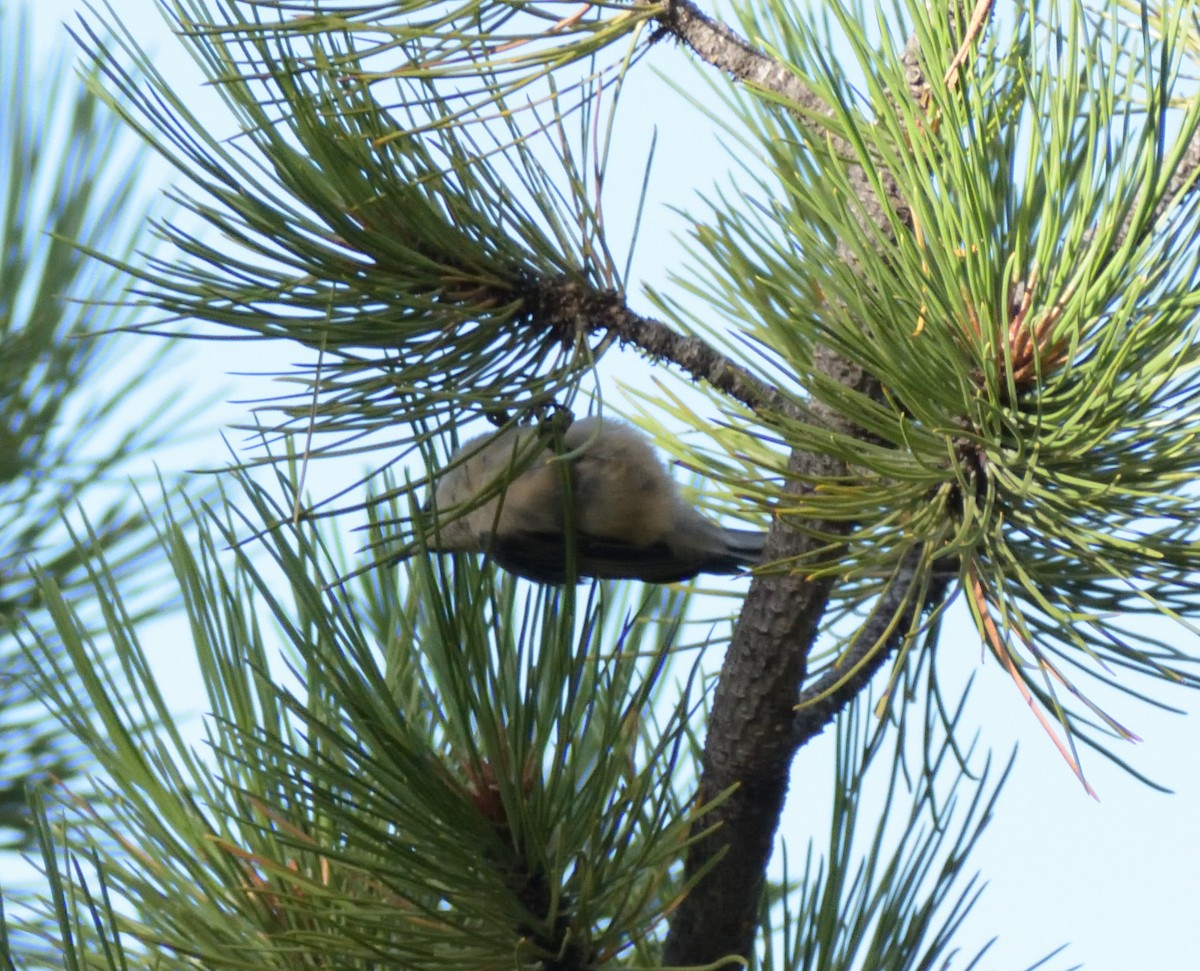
[419,416,766,583]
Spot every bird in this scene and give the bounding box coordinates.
[417,416,766,583]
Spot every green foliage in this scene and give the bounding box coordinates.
[76,0,655,452]
[4,470,1018,970]
[9,470,717,967]
[759,695,1022,971]
[9,0,1200,965]
[0,7,185,850]
[651,0,1200,785]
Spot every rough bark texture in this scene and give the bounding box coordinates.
[661,345,885,965]
[651,3,929,964]
[661,473,839,960]
[522,276,778,413]
[792,548,944,745]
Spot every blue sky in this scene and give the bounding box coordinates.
[16,1,1200,968]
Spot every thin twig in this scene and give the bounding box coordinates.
[656,0,906,241]
[520,274,780,412]
[792,547,932,732]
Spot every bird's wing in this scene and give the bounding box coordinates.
[489,531,701,584]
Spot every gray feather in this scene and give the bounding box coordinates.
[422,417,766,583]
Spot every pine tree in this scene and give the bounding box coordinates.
[0,7,187,853]
[7,0,1200,967]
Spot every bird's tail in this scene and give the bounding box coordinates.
[706,527,767,574]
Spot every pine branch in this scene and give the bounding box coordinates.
[1104,124,1200,252]
[655,0,909,241]
[791,549,945,743]
[522,274,778,412]
[661,346,890,965]
[663,548,940,964]
[648,6,945,964]
[36,3,1200,966]
[655,0,825,113]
